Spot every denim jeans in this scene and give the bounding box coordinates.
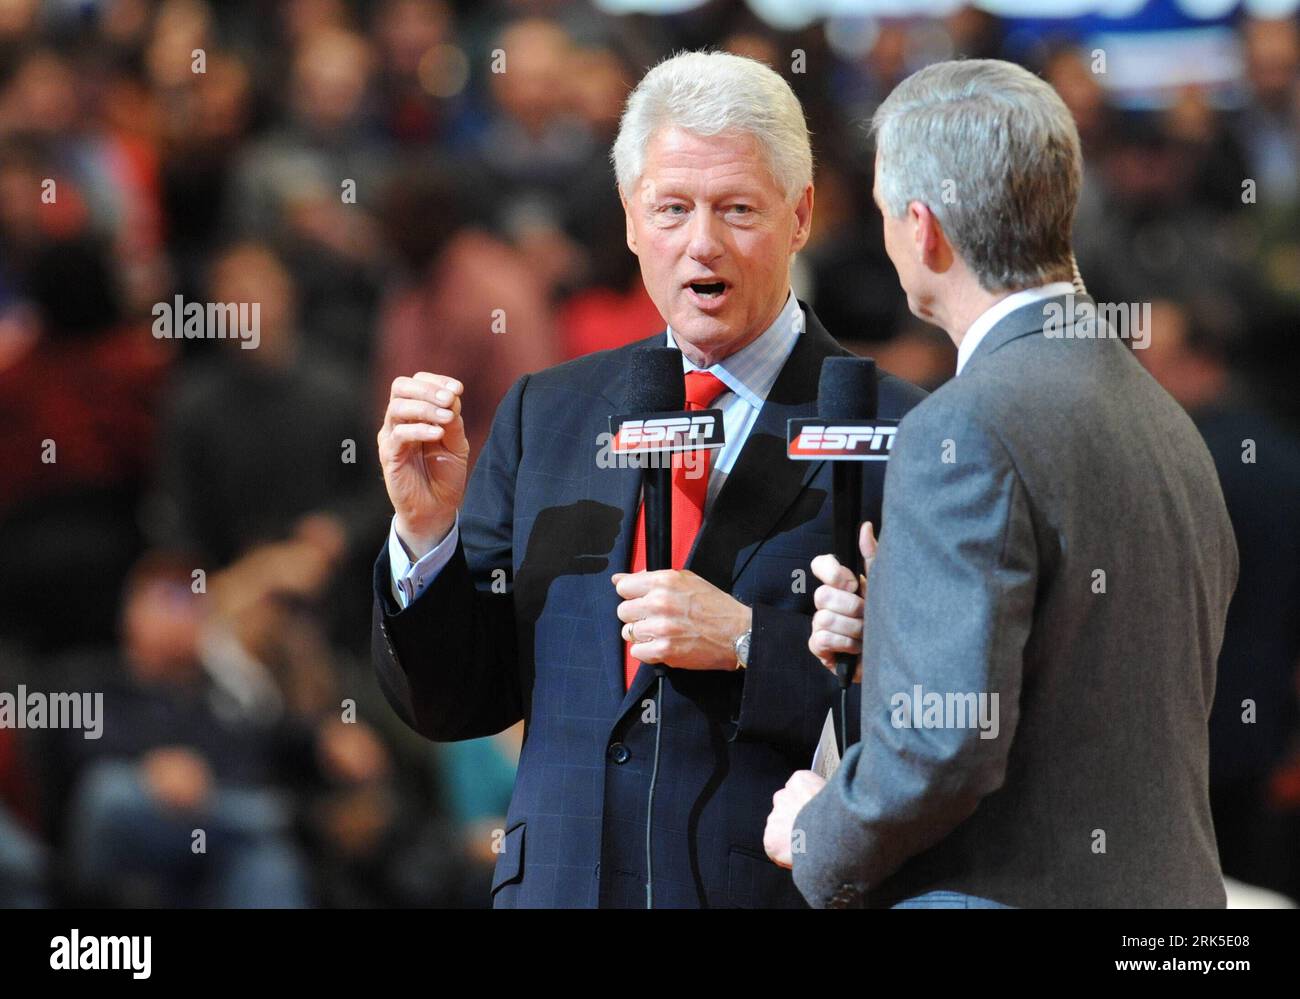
[891,890,1014,908]
[0,803,47,907]
[67,759,310,908]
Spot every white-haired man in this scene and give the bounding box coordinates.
[372,51,926,907]
[764,59,1238,908]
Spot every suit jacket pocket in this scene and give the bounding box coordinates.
[491,821,526,896]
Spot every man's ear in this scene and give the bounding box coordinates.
[790,183,814,254]
[619,186,638,255]
[909,200,949,273]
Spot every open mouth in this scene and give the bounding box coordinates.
[689,281,727,297]
[685,280,730,308]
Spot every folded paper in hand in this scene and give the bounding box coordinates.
[811,708,841,780]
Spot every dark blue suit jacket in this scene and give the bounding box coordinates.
[372,303,926,907]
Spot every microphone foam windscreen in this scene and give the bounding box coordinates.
[626,347,686,412]
[818,356,878,421]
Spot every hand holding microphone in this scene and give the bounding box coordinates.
[613,569,751,671]
[791,355,895,688]
[808,520,878,682]
[609,347,745,672]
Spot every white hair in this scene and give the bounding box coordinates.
[872,59,1083,292]
[611,50,813,202]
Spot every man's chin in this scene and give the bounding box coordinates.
[669,311,735,353]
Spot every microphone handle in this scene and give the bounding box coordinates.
[832,461,863,688]
[644,463,674,573]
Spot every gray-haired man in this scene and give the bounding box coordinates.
[763,59,1238,908]
[374,50,927,907]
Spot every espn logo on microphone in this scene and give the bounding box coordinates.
[609,410,726,454]
[787,418,900,460]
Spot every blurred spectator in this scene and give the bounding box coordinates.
[225,26,387,369]
[1073,110,1264,336]
[1165,84,1252,216]
[556,267,663,357]
[373,163,561,459]
[435,723,521,907]
[1138,298,1300,901]
[40,552,318,906]
[150,240,388,653]
[1042,42,1109,152]
[1234,16,1300,208]
[553,136,665,356]
[371,0,473,148]
[2,46,168,311]
[468,17,599,295]
[0,727,46,907]
[158,51,256,303]
[549,41,667,355]
[0,235,171,653]
[800,142,911,343]
[857,321,956,392]
[227,25,385,239]
[152,241,380,568]
[33,549,449,906]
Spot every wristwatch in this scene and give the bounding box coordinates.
[733,629,752,671]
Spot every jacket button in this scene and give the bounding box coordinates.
[606,742,630,764]
[827,882,858,909]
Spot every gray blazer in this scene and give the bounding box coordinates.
[791,292,1239,908]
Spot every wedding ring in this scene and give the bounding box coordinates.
[624,621,654,642]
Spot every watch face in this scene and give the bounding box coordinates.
[736,631,751,665]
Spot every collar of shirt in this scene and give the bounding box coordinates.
[665,290,803,407]
[955,281,1076,376]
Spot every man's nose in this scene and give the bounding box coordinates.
[686,209,725,265]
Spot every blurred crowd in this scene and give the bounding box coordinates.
[0,0,1297,907]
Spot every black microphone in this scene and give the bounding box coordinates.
[617,346,686,912]
[623,347,686,573]
[818,357,879,689]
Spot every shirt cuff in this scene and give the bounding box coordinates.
[388,513,460,609]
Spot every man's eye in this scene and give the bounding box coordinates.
[660,204,687,215]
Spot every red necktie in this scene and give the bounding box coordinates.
[623,370,729,689]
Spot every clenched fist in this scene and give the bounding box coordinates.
[377,373,470,559]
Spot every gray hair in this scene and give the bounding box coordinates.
[872,59,1082,292]
[611,51,812,203]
